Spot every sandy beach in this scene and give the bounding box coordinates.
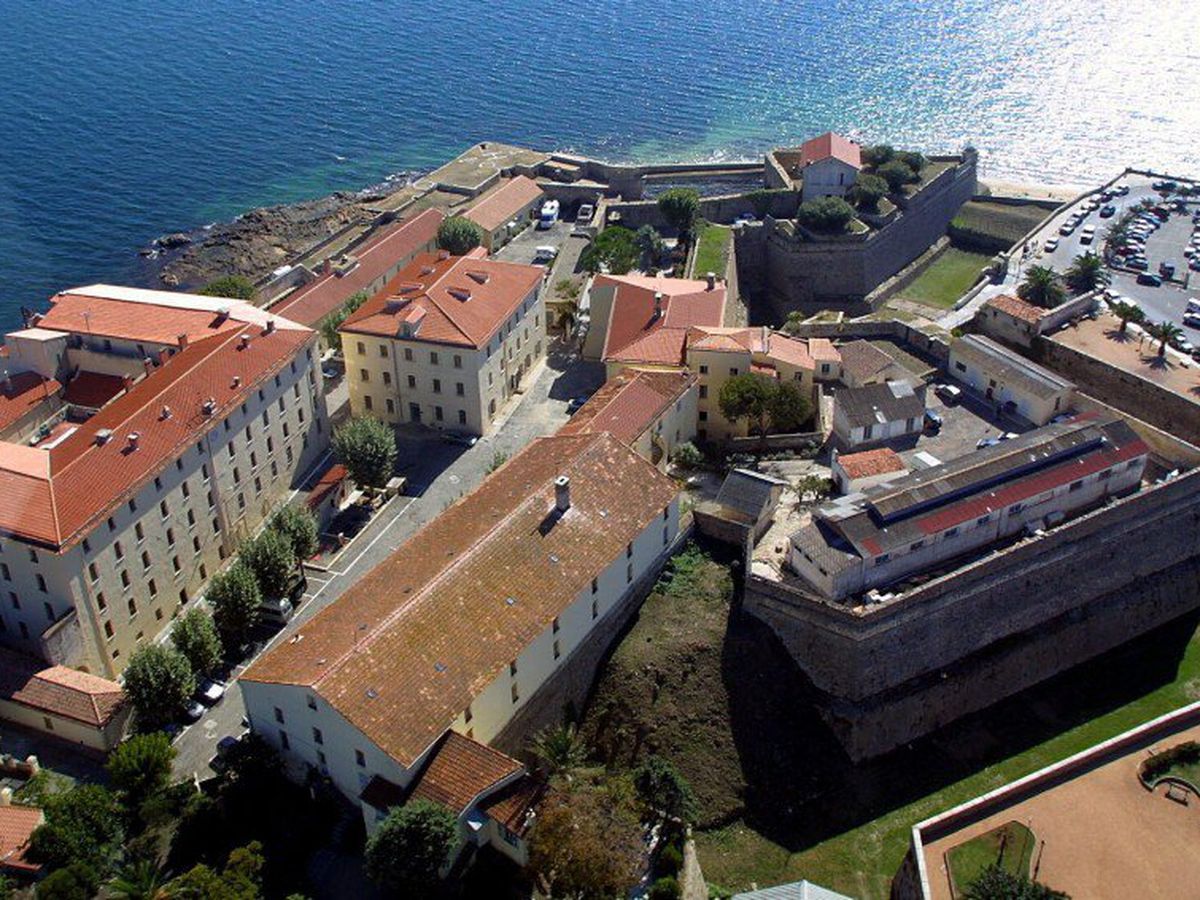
[979,178,1087,202]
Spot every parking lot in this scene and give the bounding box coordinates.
[895,386,1035,468]
[493,213,574,267]
[1028,173,1199,332]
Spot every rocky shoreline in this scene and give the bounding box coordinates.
[140,176,419,292]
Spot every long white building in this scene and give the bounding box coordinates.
[241,431,680,862]
[0,285,328,679]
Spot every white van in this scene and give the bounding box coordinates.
[538,200,560,229]
[533,245,557,264]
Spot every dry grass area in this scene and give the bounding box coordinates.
[954,201,1052,245]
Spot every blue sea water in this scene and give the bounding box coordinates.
[1,0,1198,325]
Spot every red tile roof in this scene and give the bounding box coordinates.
[0,806,44,874]
[767,333,817,369]
[480,775,546,836]
[408,732,524,814]
[272,209,444,328]
[0,372,59,432]
[835,447,907,480]
[0,647,127,727]
[307,463,349,511]
[244,432,679,767]
[61,370,127,409]
[464,176,544,233]
[38,292,236,346]
[559,369,695,445]
[341,252,543,349]
[799,132,862,169]
[809,338,841,363]
[986,293,1045,325]
[597,275,726,366]
[0,289,314,549]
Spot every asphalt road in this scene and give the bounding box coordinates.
[171,344,605,778]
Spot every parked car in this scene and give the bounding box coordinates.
[1043,237,1059,252]
[1128,259,1150,271]
[258,596,294,628]
[575,203,594,224]
[196,679,227,706]
[734,211,757,225]
[1058,222,1075,236]
[934,383,962,404]
[1080,225,1096,244]
[533,245,558,264]
[209,735,242,774]
[1159,260,1176,277]
[1099,205,1116,218]
[1186,298,1200,314]
[999,432,1020,441]
[1136,272,1163,286]
[976,437,1001,450]
[183,700,206,723]
[1174,337,1196,354]
[441,431,478,447]
[1116,184,1130,196]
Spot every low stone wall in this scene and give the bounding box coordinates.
[1033,336,1200,446]
[783,318,951,364]
[606,189,798,234]
[745,469,1200,759]
[491,523,693,760]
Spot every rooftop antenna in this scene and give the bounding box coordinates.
[354,622,368,646]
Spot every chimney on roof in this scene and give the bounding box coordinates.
[202,398,216,416]
[323,258,333,276]
[215,307,231,323]
[160,405,172,421]
[554,475,571,513]
[142,357,153,375]
[177,333,189,349]
[420,265,435,276]
[653,292,663,320]
[157,348,169,366]
[127,432,141,451]
[437,249,450,261]
[706,271,716,291]
[29,313,42,326]
[231,375,241,389]
[238,334,251,350]
[94,429,113,446]
[263,319,276,335]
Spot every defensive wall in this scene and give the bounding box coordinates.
[735,153,978,318]
[744,468,1200,759]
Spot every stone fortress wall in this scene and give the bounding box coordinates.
[745,467,1200,760]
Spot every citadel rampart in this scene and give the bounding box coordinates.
[736,153,978,317]
[745,468,1200,760]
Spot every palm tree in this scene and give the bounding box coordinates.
[529,723,588,776]
[107,860,171,900]
[1064,252,1109,295]
[634,224,666,271]
[1016,265,1066,309]
[1147,321,1183,358]
[1109,300,1145,335]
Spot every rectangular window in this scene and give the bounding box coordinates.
[626,563,633,584]
[509,660,518,677]
[591,577,598,594]
[1069,479,1084,492]
[435,406,444,421]
[407,375,416,389]
[430,351,439,366]
[312,727,323,745]
[360,369,369,382]
[404,348,413,362]
[96,593,106,612]
[591,598,598,620]
[89,563,99,582]
[307,694,317,710]
[698,385,707,399]
[135,523,144,542]
[433,378,441,394]
[511,683,519,704]
[626,542,633,559]
[455,382,464,396]
[355,749,366,767]
[553,639,561,660]
[453,355,462,369]
[379,344,388,358]
[120,570,130,588]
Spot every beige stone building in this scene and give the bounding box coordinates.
[339,251,547,436]
[0,285,328,679]
[463,175,544,252]
[948,334,1074,426]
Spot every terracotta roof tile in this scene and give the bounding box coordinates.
[597,274,726,365]
[272,209,443,327]
[464,176,544,233]
[0,647,126,727]
[38,293,235,346]
[837,340,906,384]
[408,732,523,814]
[0,806,43,874]
[559,369,695,444]
[766,333,816,369]
[799,132,862,169]
[61,370,127,409]
[341,253,543,349]
[986,293,1045,325]
[480,774,546,836]
[0,372,59,431]
[808,338,841,362]
[244,432,679,767]
[835,447,907,480]
[307,463,349,511]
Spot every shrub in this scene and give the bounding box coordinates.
[895,150,927,173]
[270,506,320,561]
[657,188,701,241]
[332,416,397,490]
[122,644,195,731]
[649,876,682,900]
[861,144,895,167]
[364,800,457,895]
[633,756,696,822]
[848,172,889,211]
[171,607,223,678]
[658,843,683,877]
[878,159,921,192]
[436,216,482,255]
[795,196,855,234]
[198,275,255,301]
[671,442,704,469]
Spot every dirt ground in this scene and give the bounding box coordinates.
[1050,314,1200,399]
[922,721,1200,900]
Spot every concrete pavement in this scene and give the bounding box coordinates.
[171,343,604,778]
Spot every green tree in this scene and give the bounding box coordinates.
[166,841,265,900]
[795,196,856,234]
[671,442,704,469]
[35,862,99,900]
[861,144,895,167]
[1109,299,1145,335]
[649,876,682,900]
[1016,265,1066,309]
[436,216,483,256]
[240,528,296,599]
[529,723,588,776]
[1064,252,1109,294]
[894,150,927,173]
[123,644,195,731]
[767,380,812,433]
[106,733,176,812]
[633,756,696,822]
[719,373,774,437]
[635,225,666,271]
[270,506,319,561]
[208,562,263,650]
[364,800,458,896]
[657,188,701,244]
[877,158,920,192]
[171,607,223,678]
[106,859,171,900]
[28,785,124,874]
[848,172,888,211]
[199,276,256,302]
[964,864,1069,899]
[317,290,369,351]
[332,416,397,490]
[1147,320,1183,358]
[486,450,509,475]
[580,226,639,275]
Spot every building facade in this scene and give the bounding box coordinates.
[340,252,547,436]
[948,334,1075,426]
[830,380,926,448]
[463,175,545,252]
[0,286,328,678]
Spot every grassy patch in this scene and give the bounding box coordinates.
[946,821,1034,895]
[953,201,1051,245]
[693,224,731,277]
[896,247,991,308]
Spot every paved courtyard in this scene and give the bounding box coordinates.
[922,719,1200,900]
[1050,313,1200,397]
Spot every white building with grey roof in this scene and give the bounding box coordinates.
[948,334,1074,425]
[831,380,926,449]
